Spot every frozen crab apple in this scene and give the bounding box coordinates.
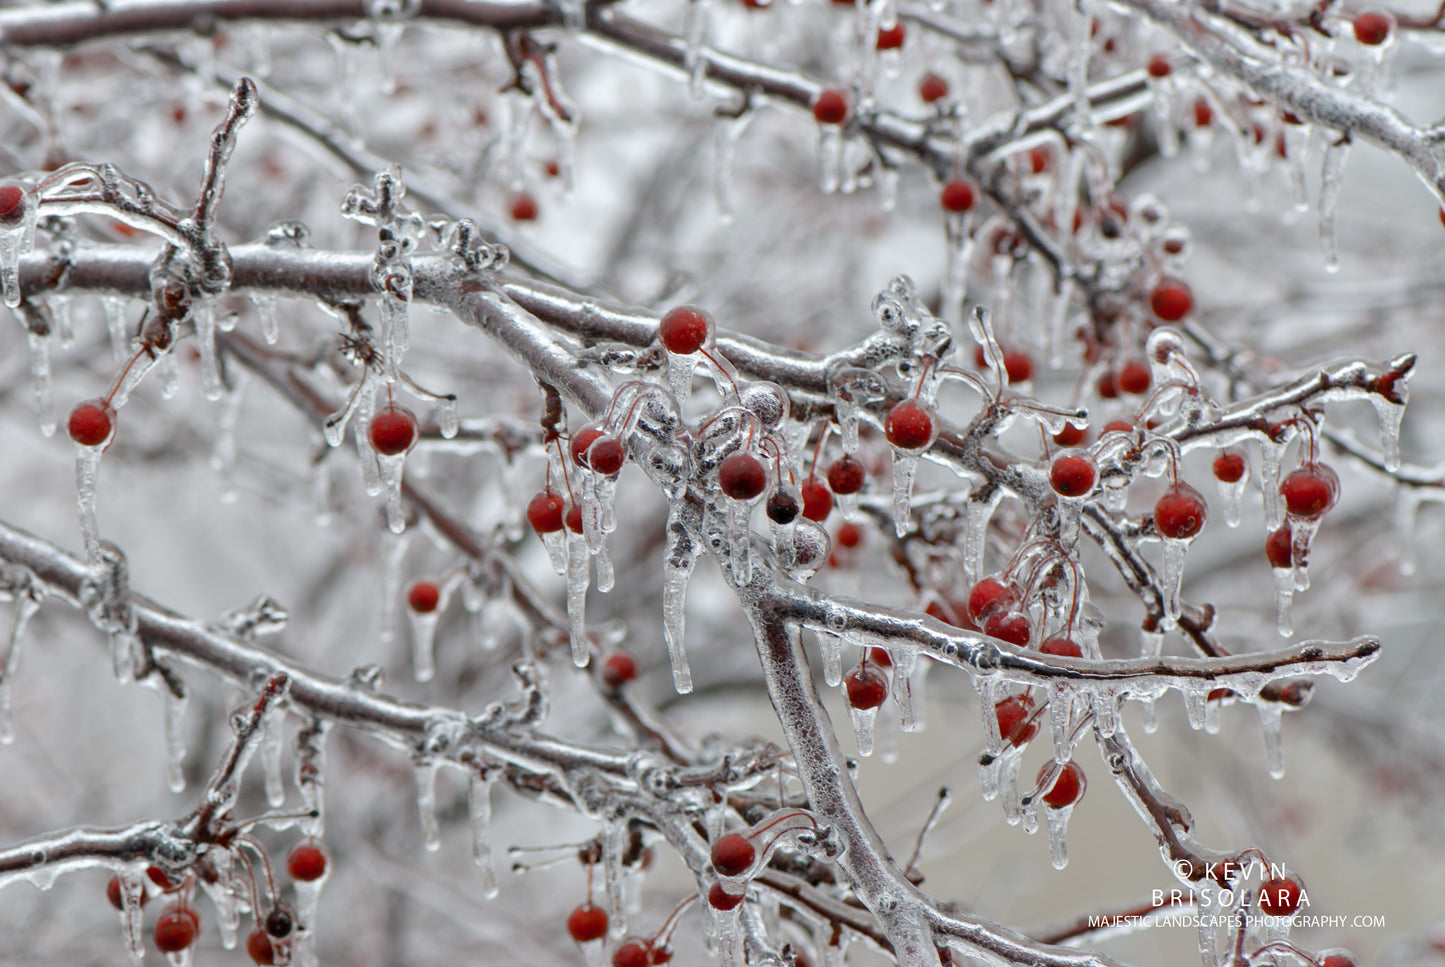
[286,843,328,882]
[845,663,888,710]
[587,436,628,476]
[995,693,1039,746]
[0,184,26,226]
[826,455,865,495]
[1280,463,1338,519]
[527,490,567,533]
[918,72,949,103]
[154,906,201,953]
[1149,278,1194,322]
[765,490,800,524]
[1213,449,1247,483]
[876,22,905,49]
[1353,11,1391,45]
[885,400,937,451]
[658,305,712,355]
[1257,875,1305,916]
[567,902,609,942]
[1154,483,1208,539]
[800,479,833,521]
[600,651,638,689]
[940,180,975,213]
[1038,761,1086,808]
[370,404,419,456]
[68,399,116,448]
[810,89,850,125]
[718,452,768,501]
[1049,452,1097,498]
[570,425,604,468]
[710,832,756,877]
[966,576,1018,624]
[406,581,440,613]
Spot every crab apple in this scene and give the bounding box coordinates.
[247,927,275,965]
[107,875,147,911]
[885,400,936,451]
[983,610,1031,647]
[588,436,627,476]
[1039,637,1084,658]
[659,305,712,355]
[370,404,419,455]
[154,906,201,953]
[836,522,862,548]
[601,651,639,689]
[940,180,975,213]
[1149,278,1194,322]
[147,867,177,891]
[265,906,294,939]
[708,883,745,910]
[570,425,604,468]
[1154,483,1208,539]
[1146,54,1171,77]
[719,452,768,501]
[565,503,585,534]
[1053,423,1086,447]
[68,399,116,448]
[876,22,906,49]
[1280,463,1338,519]
[286,843,328,882]
[1096,370,1119,399]
[1212,450,1247,484]
[966,576,1017,624]
[1101,419,1135,435]
[567,902,609,943]
[0,184,25,226]
[826,455,866,495]
[800,479,833,520]
[845,663,888,710]
[509,192,538,222]
[1117,359,1151,394]
[407,581,440,613]
[1353,11,1391,45]
[1050,452,1097,498]
[711,832,756,877]
[1003,351,1033,383]
[995,693,1039,746]
[1028,145,1052,174]
[1257,875,1305,916]
[1266,525,1293,569]
[1319,953,1359,967]
[1039,761,1087,808]
[918,72,949,103]
[614,940,652,967]
[811,89,850,125]
[766,490,800,524]
[528,490,567,533]
[1193,98,1214,127]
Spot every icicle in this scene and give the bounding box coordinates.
[820,633,843,687]
[436,396,459,439]
[848,700,879,757]
[0,578,40,745]
[711,898,742,967]
[376,449,409,533]
[727,501,753,585]
[941,211,974,323]
[25,326,54,437]
[468,771,499,898]
[1259,438,1286,527]
[1371,394,1404,473]
[1048,685,1073,763]
[0,188,36,309]
[158,351,180,400]
[604,819,628,937]
[53,295,74,348]
[1288,514,1322,592]
[963,491,1001,586]
[1273,564,1295,637]
[1219,473,1247,528]
[879,165,900,212]
[892,647,923,732]
[414,759,442,850]
[197,850,240,949]
[1317,138,1350,273]
[1394,485,1422,576]
[188,299,220,400]
[1065,1,1093,122]
[1183,684,1208,731]
[295,719,330,838]
[999,748,1024,825]
[109,867,149,965]
[1257,700,1286,778]
[252,294,280,344]
[1159,537,1190,625]
[818,125,843,195]
[378,268,412,383]
[408,605,439,682]
[1150,77,1179,159]
[1091,688,1118,737]
[662,507,696,692]
[163,687,188,792]
[1195,881,1221,967]
[1204,691,1222,734]
[211,371,248,500]
[1044,804,1075,869]
[262,707,286,806]
[567,532,591,668]
[683,0,712,99]
[104,298,132,364]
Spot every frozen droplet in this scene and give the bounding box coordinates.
[414,759,441,851]
[468,771,499,897]
[848,704,879,757]
[262,707,286,806]
[567,534,590,668]
[1045,803,1074,869]
[891,452,918,538]
[25,327,54,437]
[1317,138,1350,273]
[1183,685,1207,731]
[163,687,188,793]
[785,519,830,582]
[1258,701,1285,778]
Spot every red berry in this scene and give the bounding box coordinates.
[1096,371,1119,399]
[836,522,862,548]
[528,490,567,534]
[509,193,538,222]
[0,184,25,227]
[711,832,756,877]
[370,404,418,456]
[567,902,609,943]
[1257,875,1304,916]
[286,844,328,882]
[1147,55,1171,78]
[1439,206,1445,229]
[800,479,833,520]
[1028,145,1052,174]
[940,180,975,213]
[766,490,800,524]
[869,647,892,666]
[1053,423,1086,447]
[407,581,440,613]
[1049,452,1097,498]
[966,576,1017,623]
[68,399,116,448]
[614,940,652,967]
[1039,637,1084,658]
[1212,450,1246,484]
[544,159,561,178]
[566,504,584,534]
[826,455,866,495]
[1003,351,1033,383]
[1193,98,1213,127]
[708,882,745,910]
[1154,483,1208,539]
[845,663,888,710]
[1265,525,1293,569]
[247,927,275,965]
[1280,464,1337,519]
[995,694,1038,746]
[1039,761,1086,808]
[659,305,712,355]
[885,400,936,451]
[719,452,768,501]
[601,651,638,689]
[154,907,200,953]
[1149,278,1194,322]
[1102,419,1135,435]
[918,73,949,103]
[147,867,177,891]
[1353,11,1390,45]
[876,22,906,49]
[107,875,147,911]
[571,426,604,468]
[1117,359,1151,395]
[811,89,850,125]
[1320,953,1358,967]
[588,436,627,476]
[983,610,1031,647]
